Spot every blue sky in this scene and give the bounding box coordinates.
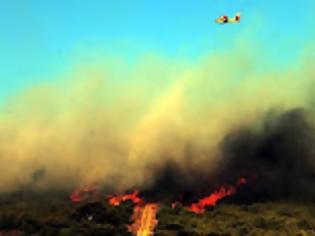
[0,0,314,101]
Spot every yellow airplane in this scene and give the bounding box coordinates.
[215,13,241,24]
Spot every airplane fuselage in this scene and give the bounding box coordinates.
[215,13,241,24]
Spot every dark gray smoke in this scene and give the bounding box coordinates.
[219,108,315,202]
[140,108,315,204]
[140,160,219,203]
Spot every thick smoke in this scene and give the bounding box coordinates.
[140,108,315,203]
[219,108,315,202]
[0,51,314,201]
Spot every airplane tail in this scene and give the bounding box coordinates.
[235,12,241,22]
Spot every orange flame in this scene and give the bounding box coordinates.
[70,185,98,203]
[188,178,247,214]
[107,191,158,236]
[70,177,248,236]
[108,190,143,206]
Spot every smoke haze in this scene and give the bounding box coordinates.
[0,50,314,200]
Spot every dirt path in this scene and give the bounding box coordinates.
[134,204,158,236]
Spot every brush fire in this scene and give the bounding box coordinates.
[67,177,247,235]
[1,48,315,235]
[2,109,315,235]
